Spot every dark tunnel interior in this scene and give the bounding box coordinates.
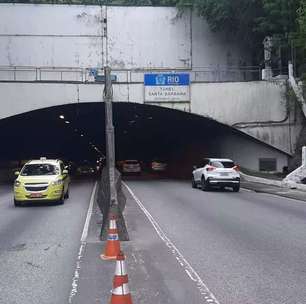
[0,102,249,177]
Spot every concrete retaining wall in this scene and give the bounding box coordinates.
[0,3,249,79]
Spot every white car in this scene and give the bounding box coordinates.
[122,160,141,175]
[192,158,240,192]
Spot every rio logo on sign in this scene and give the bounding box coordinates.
[144,73,190,102]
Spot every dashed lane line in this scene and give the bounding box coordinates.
[68,181,97,304]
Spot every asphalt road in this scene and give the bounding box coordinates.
[0,179,94,304]
[125,179,306,304]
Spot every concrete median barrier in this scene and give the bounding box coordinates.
[96,167,129,241]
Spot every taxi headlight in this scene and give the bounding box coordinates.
[52,180,63,186]
[14,180,21,187]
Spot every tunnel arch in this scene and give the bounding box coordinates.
[0,102,289,173]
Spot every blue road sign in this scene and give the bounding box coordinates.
[94,75,117,82]
[144,73,190,86]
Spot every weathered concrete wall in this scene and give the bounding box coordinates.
[0,4,103,67]
[219,133,289,172]
[191,14,250,70]
[0,3,250,77]
[192,81,286,124]
[107,6,191,69]
[192,80,304,155]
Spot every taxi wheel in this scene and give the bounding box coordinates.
[64,188,69,199]
[14,199,22,207]
[233,185,240,192]
[201,177,210,191]
[58,192,65,205]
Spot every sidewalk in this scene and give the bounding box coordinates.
[71,184,217,304]
[241,177,306,202]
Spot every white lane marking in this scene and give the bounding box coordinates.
[81,182,97,242]
[241,188,253,192]
[69,181,97,304]
[69,242,86,304]
[259,191,306,204]
[123,182,221,304]
[242,186,306,204]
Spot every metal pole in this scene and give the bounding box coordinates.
[104,66,118,213]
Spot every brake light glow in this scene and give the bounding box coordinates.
[233,165,240,172]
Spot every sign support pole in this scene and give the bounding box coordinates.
[104,66,118,214]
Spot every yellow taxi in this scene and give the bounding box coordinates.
[14,158,70,206]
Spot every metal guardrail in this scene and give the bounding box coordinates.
[0,65,263,83]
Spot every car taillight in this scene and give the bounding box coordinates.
[233,165,240,172]
[206,166,216,171]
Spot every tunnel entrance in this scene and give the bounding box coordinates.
[0,102,289,179]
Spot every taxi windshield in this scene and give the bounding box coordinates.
[21,164,59,176]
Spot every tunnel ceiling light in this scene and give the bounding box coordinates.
[148,117,153,120]
[65,120,70,124]
[129,120,136,124]
[59,115,65,119]
[80,134,84,137]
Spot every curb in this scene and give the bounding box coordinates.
[240,172,306,192]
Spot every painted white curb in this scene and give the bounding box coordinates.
[241,172,306,192]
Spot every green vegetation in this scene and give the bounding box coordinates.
[180,0,305,71]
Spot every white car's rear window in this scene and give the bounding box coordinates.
[211,161,235,168]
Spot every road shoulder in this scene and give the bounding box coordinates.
[241,180,306,202]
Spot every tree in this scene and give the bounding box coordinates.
[172,0,304,67]
[256,0,299,36]
[297,0,306,47]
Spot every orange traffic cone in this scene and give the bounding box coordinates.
[100,214,121,260]
[110,251,133,304]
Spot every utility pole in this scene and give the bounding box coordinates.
[101,66,129,241]
[104,66,118,213]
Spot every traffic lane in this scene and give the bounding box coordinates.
[0,183,11,198]
[0,180,94,304]
[125,180,306,304]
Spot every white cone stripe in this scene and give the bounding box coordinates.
[107,233,119,241]
[112,283,130,295]
[110,219,117,229]
[122,283,130,295]
[115,260,127,275]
